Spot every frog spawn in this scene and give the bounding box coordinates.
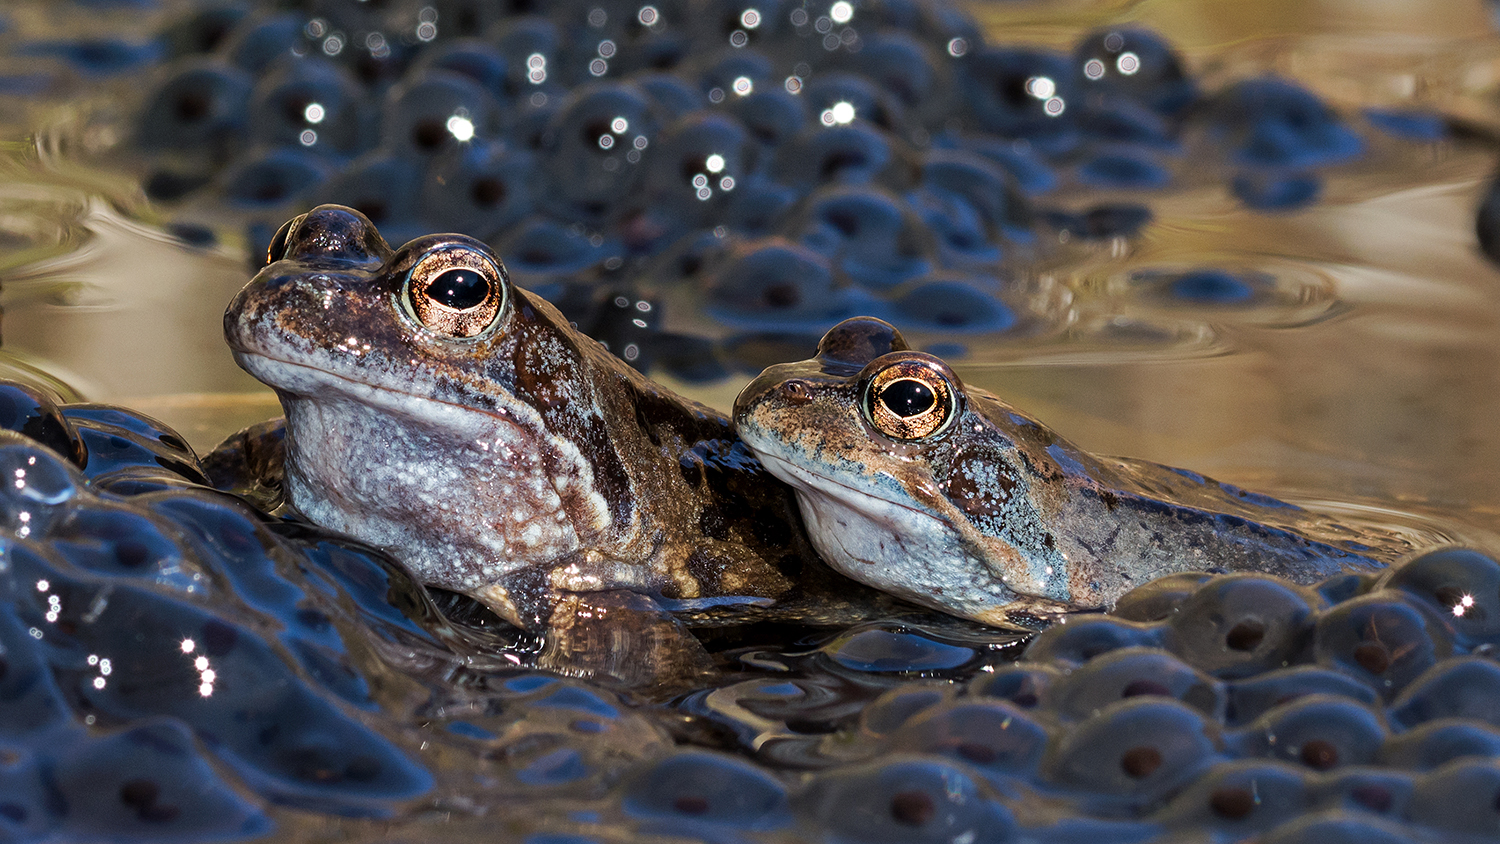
[103,0,1418,375]
[0,379,684,840]
[676,553,1500,843]
[4,377,1500,840]
[0,383,437,837]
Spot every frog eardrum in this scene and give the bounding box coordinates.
[860,353,963,442]
[399,240,508,339]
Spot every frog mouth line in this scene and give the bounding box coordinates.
[751,449,935,523]
[231,350,534,432]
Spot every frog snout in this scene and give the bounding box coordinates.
[732,370,775,424]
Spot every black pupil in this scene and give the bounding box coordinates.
[426,268,489,309]
[881,378,935,417]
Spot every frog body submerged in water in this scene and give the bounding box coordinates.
[734,317,1415,629]
[224,205,823,646]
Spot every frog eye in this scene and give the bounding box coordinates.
[264,214,303,267]
[860,355,961,442]
[403,245,508,339]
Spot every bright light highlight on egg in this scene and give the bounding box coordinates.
[820,101,856,126]
[446,114,475,141]
[1026,76,1056,99]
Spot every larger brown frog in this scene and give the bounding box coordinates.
[221,205,858,679]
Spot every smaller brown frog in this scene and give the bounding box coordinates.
[734,317,1416,629]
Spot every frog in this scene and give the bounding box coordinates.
[733,316,1417,630]
[222,205,880,682]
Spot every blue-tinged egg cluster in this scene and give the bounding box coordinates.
[0,377,684,840]
[7,363,1500,840]
[1202,78,1366,211]
[99,0,1419,375]
[651,548,1500,842]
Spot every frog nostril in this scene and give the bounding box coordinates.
[779,380,812,405]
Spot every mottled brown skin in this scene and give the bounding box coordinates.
[735,317,1415,628]
[223,205,820,636]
